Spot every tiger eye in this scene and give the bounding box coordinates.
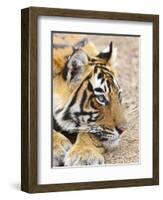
[98,95,105,102]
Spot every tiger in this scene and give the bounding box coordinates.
[52,35,127,166]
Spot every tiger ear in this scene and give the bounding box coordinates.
[97,42,117,66]
[62,49,88,83]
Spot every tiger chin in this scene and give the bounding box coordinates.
[52,37,127,167]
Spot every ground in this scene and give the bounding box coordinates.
[88,35,139,164]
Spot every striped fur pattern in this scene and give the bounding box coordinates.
[52,35,127,166]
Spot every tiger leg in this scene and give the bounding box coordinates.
[65,132,105,166]
[53,131,72,166]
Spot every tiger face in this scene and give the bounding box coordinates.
[53,41,127,148]
[82,65,127,149]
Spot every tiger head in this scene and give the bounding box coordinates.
[53,41,127,148]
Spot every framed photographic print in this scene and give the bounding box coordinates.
[21,7,159,193]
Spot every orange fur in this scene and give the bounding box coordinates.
[52,34,127,166]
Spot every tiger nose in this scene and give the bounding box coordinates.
[115,126,127,135]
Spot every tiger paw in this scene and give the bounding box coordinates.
[53,131,72,166]
[64,146,105,166]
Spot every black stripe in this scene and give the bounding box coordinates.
[62,65,68,80]
[101,78,105,84]
[68,73,92,108]
[94,66,98,73]
[68,82,83,108]
[62,110,71,120]
[97,72,104,79]
[55,108,63,114]
[80,90,87,112]
[88,94,95,102]
[53,117,77,144]
[97,66,112,73]
[89,58,98,62]
[74,111,99,116]
[90,100,98,110]
[94,87,104,93]
[88,81,93,92]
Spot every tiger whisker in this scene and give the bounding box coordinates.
[128,108,138,114]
